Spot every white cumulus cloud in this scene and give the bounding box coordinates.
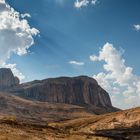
[0,0,39,81]
[133,24,140,31]
[69,60,85,66]
[90,43,140,109]
[74,0,98,8]
[21,13,31,18]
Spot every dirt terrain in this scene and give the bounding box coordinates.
[0,91,140,140]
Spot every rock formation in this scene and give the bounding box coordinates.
[0,68,117,111]
[0,68,19,90]
[14,76,112,108]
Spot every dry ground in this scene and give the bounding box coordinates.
[0,107,140,140]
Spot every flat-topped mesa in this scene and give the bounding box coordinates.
[0,68,113,109]
[0,68,19,90]
[15,76,112,108]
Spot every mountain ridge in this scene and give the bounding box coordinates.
[11,75,115,110]
[0,68,118,113]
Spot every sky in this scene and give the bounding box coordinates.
[0,0,140,109]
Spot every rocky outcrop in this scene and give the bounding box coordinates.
[0,68,19,90]
[13,76,113,108]
[0,68,116,111]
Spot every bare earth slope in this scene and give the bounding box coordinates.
[0,92,94,123]
[50,107,140,139]
[0,92,139,140]
[0,103,140,140]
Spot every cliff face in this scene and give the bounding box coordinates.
[0,68,114,110]
[0,68,19,90]
[14,76,112,108]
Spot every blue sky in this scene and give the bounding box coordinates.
[1,0,140,108]
[6,0,140,81]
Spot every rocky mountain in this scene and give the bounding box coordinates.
[12,76,113,108]
[0,68,118,113]
[0,68,19,90]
